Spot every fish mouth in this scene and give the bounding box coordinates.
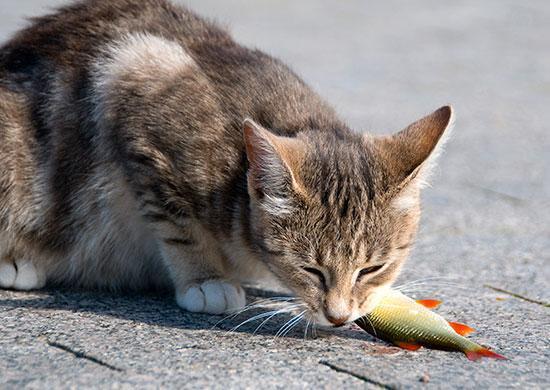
[360,284,393,315]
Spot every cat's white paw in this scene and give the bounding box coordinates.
[0,261,17,288]
[176,280,246,314]
[0,259,46,290]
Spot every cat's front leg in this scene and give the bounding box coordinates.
[163,238,247,315]
[143,209,246,314]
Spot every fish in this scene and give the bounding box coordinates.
[355,289,506,361]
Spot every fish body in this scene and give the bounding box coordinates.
[356,289,505,361]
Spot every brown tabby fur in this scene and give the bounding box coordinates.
[0,0,453,325]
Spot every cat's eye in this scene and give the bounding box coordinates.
[303,267,326,287]
[357,264,385,280]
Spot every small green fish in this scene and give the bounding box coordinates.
[356,289,506,361]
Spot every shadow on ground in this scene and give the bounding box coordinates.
[0,288,376,342]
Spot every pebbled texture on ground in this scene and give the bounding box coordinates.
[1,0,549,388]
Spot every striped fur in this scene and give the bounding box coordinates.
[0,0,453,323]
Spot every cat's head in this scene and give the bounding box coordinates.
[244,106,453,326]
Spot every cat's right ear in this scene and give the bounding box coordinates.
[243,119,305,215]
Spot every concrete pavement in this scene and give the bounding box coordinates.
[1,0,549,388]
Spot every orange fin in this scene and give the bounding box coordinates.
[416,299,442,309]
[395,341,422,351]
[465,347,507,361]
[448,321,475,336]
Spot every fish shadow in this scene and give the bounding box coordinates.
[0,287,375,342]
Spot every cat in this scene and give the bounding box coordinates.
[0,0,453,327]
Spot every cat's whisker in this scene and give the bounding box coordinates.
[213,310,250,328]
[280,312,306,338]
[283,312,305,335]
[228,303,306,333]
[396,275,460,284]
[212,297,300,328]
[229,310,286,333]
[394,280,466,292]
[241,297,300,311]
[359,314,378,338]
[250,296,300,304]
[213,305,263,328]
[395,282,469,295]
[303,318,310,340]
[398,279,463,288]
[393,276,462,290]
[252,305,305,335]
[394,283,460,292]
[275,310,306,338]
[275,312,302,338]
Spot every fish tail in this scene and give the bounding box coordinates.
[465,347,507,361]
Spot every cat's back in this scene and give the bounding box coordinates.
[0,0,230,81]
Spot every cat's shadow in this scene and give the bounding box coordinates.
[0,287,375,342]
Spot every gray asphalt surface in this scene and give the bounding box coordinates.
[1,1,549,388]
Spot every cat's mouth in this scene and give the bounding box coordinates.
[311,308,362,328]
[307,286,392,327]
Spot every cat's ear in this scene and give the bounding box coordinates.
[377,105,454,189]
[243,118,305,215]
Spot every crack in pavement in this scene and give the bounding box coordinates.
[484,285,550,308]
[319,360,397,389]
[47,341,124,372]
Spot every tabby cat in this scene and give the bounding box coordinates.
[0,0,453,326]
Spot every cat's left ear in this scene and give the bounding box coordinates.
[374,106,454,204]
[243,118,306,215]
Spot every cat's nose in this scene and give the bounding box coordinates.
[324,296,351,326]
[325,314,349,327]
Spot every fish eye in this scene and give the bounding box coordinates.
[357,264,385,280]
[303,267,326,287]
